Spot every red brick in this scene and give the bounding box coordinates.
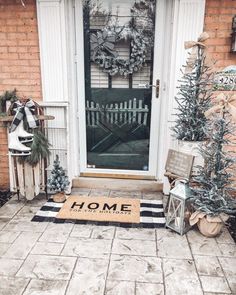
[205,15,219,24]
[0,26,17,33]
[2,79,38,86]
[207,45,216,52]
[17,47,29,53]
[0,47,8,53]
[0,39,16,46]
[27,32,39,40]
[11,60,30,66]
[18,39,39,46]
[219,15,235,23]
[221,1,236,8]
[215,45,231,53]
[205,22,231,30]
[219,7,236,14]
[0,73,11,79]
[28,46,39,53]
[19,53,39,60]
[29,59,40,66]
[0,53,19,59]
[17,25,37,33]
[206,37,230,46]
[10,72,41,79]
[217,30,232,38]
[6,18,25,26]
[206,1,220,8]
[205,7,220,15]
[211,52,226,60]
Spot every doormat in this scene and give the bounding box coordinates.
[31,196,165,228]
[57,196,140,223]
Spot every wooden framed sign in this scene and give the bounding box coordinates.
[165,149,194,179]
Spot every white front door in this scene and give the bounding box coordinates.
[75,0,168,177]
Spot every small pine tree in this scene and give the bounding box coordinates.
[191,114,236,216]
[172,42,213,141]
[47,155,70,193]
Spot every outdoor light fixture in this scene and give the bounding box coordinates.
[231,15,236,53]
[166,181,193,235]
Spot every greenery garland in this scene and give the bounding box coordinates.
[18,129,51,167]
[91,24,153,77]
[0,89,18,116]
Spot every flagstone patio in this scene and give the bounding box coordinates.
[0,189,235,295]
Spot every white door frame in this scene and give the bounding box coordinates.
[74,0,171,178]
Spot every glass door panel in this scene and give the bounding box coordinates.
[83,0,156,171]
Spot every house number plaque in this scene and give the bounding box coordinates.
[213,65,236,91]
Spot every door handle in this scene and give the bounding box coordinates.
[138,80,160,99]
[155,79,160,98]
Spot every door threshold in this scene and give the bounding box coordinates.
[72,177,163,192]
[80,172,156,180]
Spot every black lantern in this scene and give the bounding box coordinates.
[231,15,236,53]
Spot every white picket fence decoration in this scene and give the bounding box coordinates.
[86,98,149,127]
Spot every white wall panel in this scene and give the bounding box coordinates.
[157,0,206,188]
[37,0,68,102]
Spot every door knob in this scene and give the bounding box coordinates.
[156,79,160,98]
[138,80,160,99]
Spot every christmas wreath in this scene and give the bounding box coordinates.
[90,25,153,77]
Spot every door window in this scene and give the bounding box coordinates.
[83,0,156,171]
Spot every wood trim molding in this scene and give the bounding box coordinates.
[80,172,156,180]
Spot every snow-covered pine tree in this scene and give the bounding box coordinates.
[172,39,213,141]
[191,113,236,216]
[48,155,70,193]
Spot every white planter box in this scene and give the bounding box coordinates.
[177,140,205,176]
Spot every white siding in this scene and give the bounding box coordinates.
[37,0,68,102]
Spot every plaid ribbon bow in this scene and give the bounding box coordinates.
[90,30,118,60]
[10,99,39,132]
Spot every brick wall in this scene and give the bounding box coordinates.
[204,0,236,70]
[0,0,41,189]
[204,0,236,190]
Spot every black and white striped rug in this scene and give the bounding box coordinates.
[31,198,166,228]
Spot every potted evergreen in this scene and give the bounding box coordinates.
[189,94,236,237]
[172,32,213,174]
[47,155,70,203]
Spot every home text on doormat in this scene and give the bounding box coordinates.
[56,196,140,223]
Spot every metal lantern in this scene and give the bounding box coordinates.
[166,181,193,235]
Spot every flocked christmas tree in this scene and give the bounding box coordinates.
[48,155,70,193]
[191,95,236,216]
[172,32,213,141]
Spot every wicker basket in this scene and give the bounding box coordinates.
[53,193,66,203]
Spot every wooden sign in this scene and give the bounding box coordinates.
[165,149,194,179]
[213,65,236,91]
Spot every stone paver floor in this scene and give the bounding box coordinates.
[0,188,235,295]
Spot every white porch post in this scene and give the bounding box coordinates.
[157,0,206,193]
[36,0,68,102]
[36,0,75,184]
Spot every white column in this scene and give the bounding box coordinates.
[36,0,73,184]
[158,0,206,193]
[36,0,68,102]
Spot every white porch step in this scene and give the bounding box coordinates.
[72,177,163,192]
